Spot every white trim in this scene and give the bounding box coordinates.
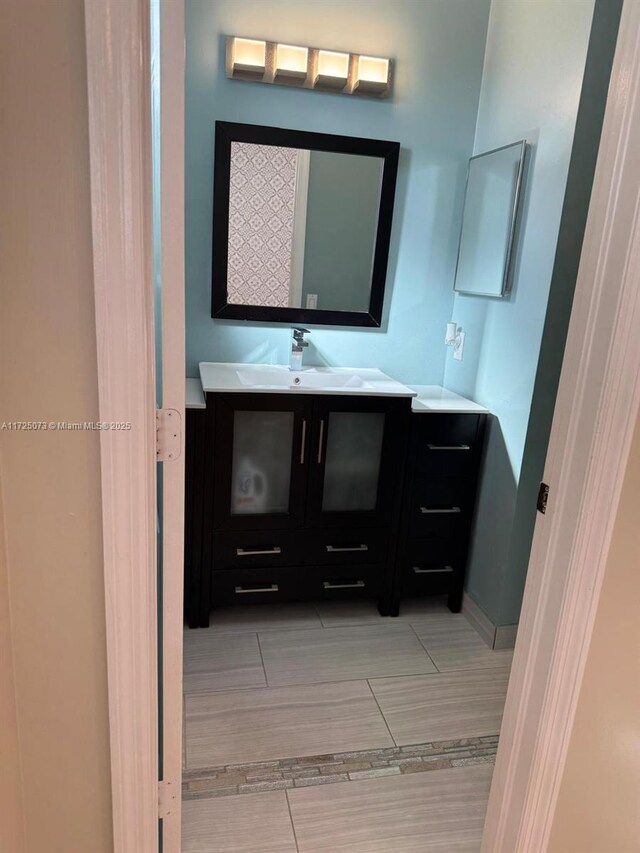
[289,149,310,307]
[461,591,496,648]
[84,1,159,851]
[494,623,518,651]
[482,2,640,849]
[158,0,186,850]
[462,592,518,650]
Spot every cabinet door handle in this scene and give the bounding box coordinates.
[323,580,365,589]
[317,419,325,464]
[412,565,454,574]
[236,547,282,557]
[326,544,369,553]
[235,584,279,594]
[419,506,461,514]
[300,419,307,465]
[427,444,470,451]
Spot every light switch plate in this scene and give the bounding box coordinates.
[453,331,465,361]
[306,293,318,309]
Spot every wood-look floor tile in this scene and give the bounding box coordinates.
[182,791,296,852]
[411,612,514,671]
[315,597,448,628]
[183,630,266,693]
[288,763,493,851]
[204,603,323,634]
[185,680,393,769]
[259,623,437,687]
[370,668,510,745]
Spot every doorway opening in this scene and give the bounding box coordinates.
[149,0,624,849]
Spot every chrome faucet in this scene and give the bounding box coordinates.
[290,328,309,371]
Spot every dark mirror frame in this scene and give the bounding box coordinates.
[211,121,400,327]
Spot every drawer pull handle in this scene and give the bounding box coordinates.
[326,544,369,553]
[300,419,307,465]
[236,547,282,557]
[412,565,454,574]
[235,584,279,594]
[427,444,470,451]
[323,580,365,590]
[419,506,461,514]
[317,419,325,464]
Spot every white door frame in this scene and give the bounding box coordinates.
[84,0,159,850]
[85,0,640,850]
[156,0,186,849]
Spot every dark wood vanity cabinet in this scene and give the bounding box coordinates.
[391,413,486,615]
[186,392,410,627]
[184,395,486,627]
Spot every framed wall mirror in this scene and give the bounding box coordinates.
[453,140,528,298]
[211,121,400,326]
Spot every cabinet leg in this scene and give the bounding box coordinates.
[447,590,463,613]
[377,597,399,617]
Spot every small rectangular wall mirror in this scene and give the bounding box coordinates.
[454,140,528,298]
[212,122,400,326]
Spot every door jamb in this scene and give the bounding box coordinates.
[85,0,159,850]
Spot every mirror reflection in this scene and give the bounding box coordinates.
[227,142,383,312]
[454,140,527,298]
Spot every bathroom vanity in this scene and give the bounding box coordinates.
[184,368,487,628]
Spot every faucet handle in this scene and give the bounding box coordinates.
[293,327,310,345]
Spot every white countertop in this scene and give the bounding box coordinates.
[198,362,417,398]
[409,385,488,414]
[186,377,206,409]
[187,372,486,413]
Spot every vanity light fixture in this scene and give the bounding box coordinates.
[225,35,393,99]
[315,50,350,90]
[228,37,266,79]
[275,43,309,82]
[354,55,390,95]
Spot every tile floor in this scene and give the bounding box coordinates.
[182,597,513,852]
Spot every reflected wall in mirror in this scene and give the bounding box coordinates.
[212,122,400,326]
[454,140,528,298]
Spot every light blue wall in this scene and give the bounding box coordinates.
[185,0,491,380]
[443,0,595,625]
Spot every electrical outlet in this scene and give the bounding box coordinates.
[453,331,465,361]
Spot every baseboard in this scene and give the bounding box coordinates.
[462,592,496,648]
[494,623,519,650]
[462,591,518,650]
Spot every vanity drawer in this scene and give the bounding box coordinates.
[210,567,300,606]
[405,537,462,569]
[306,529,389,566]
[402,561,456,597]
[410,503,467,538]
[300,564,383,600]
[212,532,302,569]
[415,414,481,446]
[414,416,481,476]
[412,474,471,506]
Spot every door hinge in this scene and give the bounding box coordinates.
[158,779,178,819]
[156,408,182,462]
[537,482,550,514]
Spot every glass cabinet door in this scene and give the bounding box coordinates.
[212,395,311,530]
[231,410,294,516]
[321,412,385,512]
[307,398,406,527]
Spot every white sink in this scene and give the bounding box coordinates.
[199,362,417,398]
[237,367,368,390]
